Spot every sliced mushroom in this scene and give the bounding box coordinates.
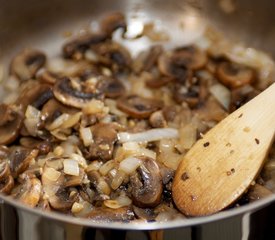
[53,77,103,108]
[12,177,42,207]
[146,76,173,89]
[229,85,260,112]
[63,33,108,59]
[158,52,193,83]
[0,175,14,194]
[10,49,46,81]
[130,157,163,208]
[48,187,78,211]
[133,45,163,73]
[41,98,78,126]
[173,84,200,108]
[117,95,163,119]
[95,42,132,72]
[87,123,118,161]
[65,168,85,187]
[0,146,9,159]
[0,104,23,145]
[37,199,51,211]
[149,110,167,128]
[216,61,256,89]
[37,70,59,85]
[96,76,125,98]
[86,206,135,222]
[17,82,53,110]
[100,12,127,37]
[9,147,39,178]
[19,137,53,155]
[0,160,11,180]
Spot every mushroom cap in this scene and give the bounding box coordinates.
[96,76,125,98]
[87,123,119,161]
[17,82,53,110]
[53,77,104,108]
[9,147,39,178]
[216,61,256,89]
[0,104,23,145]
[130,157,163,208]
[10,48,46,81]
[63,33,108,59]
[117,95,163,119]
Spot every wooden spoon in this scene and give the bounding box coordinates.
[172,83,275,216]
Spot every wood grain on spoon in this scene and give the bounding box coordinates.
[172,83,275,216]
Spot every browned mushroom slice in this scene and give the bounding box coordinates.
[95,42,132,72]
[64,168,85,187]
[48,187,78,211]
[10,49,46,81]
[17,82,53,110]
[229,85,260,112]
[0,104,23,145]
[0,175,14,194]
[100,12,127,36]
[41,98,78,126]
[117,95,163,119]
[172,46,207,70]
[133,45,163,73]
[9,147,39,178]
[0,146,9,159]
[87,123,118,161]
[38,70,59,85]
[130,157,163,208]
[173,84,200,108]
[149,110,167,128]
[19,137,53,155]
[53,77,103,108]
[86,207,135,222]
[146,76,173,88]
[0,160,11,180]
[96,76,125,98]
[216,61,256,89]
[12,177,42,207]
[63,33,108,59]
[158,52,193,83]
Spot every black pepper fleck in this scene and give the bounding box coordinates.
[203,142,210,147]
[181,172,189,181]
[231,168,235,173]
[255,138,260,144]
[238,113,243,118]
[196,167,201,172]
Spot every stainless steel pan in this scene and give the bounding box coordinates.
[0,0,275,239]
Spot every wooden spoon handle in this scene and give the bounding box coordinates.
[172,83,275,216]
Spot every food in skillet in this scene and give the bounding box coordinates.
[0,12,274,222]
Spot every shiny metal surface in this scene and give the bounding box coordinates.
[0,0,275,237]
[203,0,275,57]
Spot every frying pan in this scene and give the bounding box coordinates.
[0,0,274,239]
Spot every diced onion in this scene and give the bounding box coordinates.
[111,170,126,190]
[70,153,87,168]
[118,128,179,143]
[63,159,79,176]
[61,112,82,129]
[179,124,197,150]
[71,202,84,213]
[82,99,109,114]
[43,167,61,181]
[119,157,141,174]
[210,84,231,110]
[103,195,132,209]
[47,113,70,131]
[99,160,116,176]
[79,127,93,147]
